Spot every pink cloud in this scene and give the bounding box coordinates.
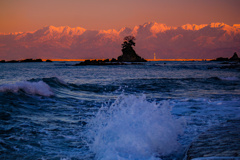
[0,22,239,60]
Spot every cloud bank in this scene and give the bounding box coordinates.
[0,22,240,60]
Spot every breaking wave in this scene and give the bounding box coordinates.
[85,95,185,160]
[0,81,54,97]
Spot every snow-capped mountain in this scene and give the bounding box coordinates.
[0,22,239,60]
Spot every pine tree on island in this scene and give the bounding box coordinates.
[118,36,147,62]
[75,35,147,66]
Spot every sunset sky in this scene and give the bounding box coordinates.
[1,0,240,33]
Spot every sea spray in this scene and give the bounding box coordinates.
[85,95,185,160]
[0,81,54,96]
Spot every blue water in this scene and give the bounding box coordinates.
[0,61,239,160]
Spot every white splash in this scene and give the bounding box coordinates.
[0,81,54,97]
[85,95,185,160]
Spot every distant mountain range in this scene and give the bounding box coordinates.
[0,22,240,60]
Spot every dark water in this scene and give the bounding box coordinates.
[0,61,239,160]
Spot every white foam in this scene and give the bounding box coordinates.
[85,95,185,160]
[0,81,54,97]
[52,77,68,86]
[219,76,239,81]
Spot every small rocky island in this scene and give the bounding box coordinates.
[212,52,240,62]
[209,52,240,70]
[118,36,146,62]
[0,59,52,63]
[75,36,146,66]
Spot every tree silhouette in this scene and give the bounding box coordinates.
[121,36,136,50]
[118,35,146,62]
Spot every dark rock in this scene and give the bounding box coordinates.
[20,59,43,62]
[20,59,33,62]
[104,59,110,62]
[85,60,91,63]
[75,36,147,65]
[6,60,19,63]
[117,36,146,62]
[212,57,229,61]
[111,58,117,62]
[229,52,239,62]
[212,52,240,62]
[34,59,43,62]
[118,47,147,62]
[5,59,44,63]
[74,59,127,66]
[46,59,52,62]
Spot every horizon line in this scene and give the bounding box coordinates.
[41,58,212,62]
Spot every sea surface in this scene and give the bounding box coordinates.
[0,61,239,160]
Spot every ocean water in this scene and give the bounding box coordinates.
[0,61,239,160]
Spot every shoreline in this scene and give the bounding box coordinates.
[42,58,212,62]
[2,58,237,63]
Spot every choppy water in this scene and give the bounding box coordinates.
[0,61,239,160]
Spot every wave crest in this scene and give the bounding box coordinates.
[0,81,54,97]
[85,95,185,160]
